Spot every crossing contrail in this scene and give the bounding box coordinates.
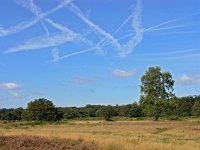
[0,0,72,37]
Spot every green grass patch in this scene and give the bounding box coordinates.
[154,128,170,134]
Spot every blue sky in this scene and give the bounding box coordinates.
[0,0,200,108]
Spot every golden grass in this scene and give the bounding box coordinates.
[0,120,200,150]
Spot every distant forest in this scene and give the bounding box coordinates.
[0,95,200,122]
[1,66,200,121]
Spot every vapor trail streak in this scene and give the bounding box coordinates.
[67,2,122,51]
[53,33,134,62]
[0,0,72,37]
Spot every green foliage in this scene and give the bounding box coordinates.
[63,108,82,119]
[0,108,23,121]
[96,105,114,121]
[1,95,200,122]
[128,103,143,118]
[140,66,175,120]
[176,96,195,117]
[23,98,60,121]
[153,99,168,121]
[117,104,132,117]
[154,127,170,134]
[140,66,174,100]
[84,104,99,117]
[192,96,200,116]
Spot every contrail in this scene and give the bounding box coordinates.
[113,14,133,35]
[145,18,182,32]
[16,0,95,47]
[119,0,144,58]
[5,28,94,53]
[53,47,94,61]
[96,14,134,49]
[118,0,197,58]
[157,53,200,60]
[133,48,200,61]
[17,0,50,36]
[0,0,72,37]
[154,31,196,35]
[51,47,59,61]
[44,18,94,47]
[4,0,198,60]
[52,33,134,62]
[145,12,200,32]
[67,2,122,51]
[147,25,188,32]
[63,11,135,60]
[44,18,74,33]
[139,48,200,56]
[5,32,77,53]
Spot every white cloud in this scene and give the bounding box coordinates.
[178,75,200,85]
[0,83,22,90]
[180,75,191,81]
[68,76,95,84]
[112,69,136,78]
[10,92,24,99]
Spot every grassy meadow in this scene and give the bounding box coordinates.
[0,119,200,150]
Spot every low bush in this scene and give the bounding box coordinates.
[0,135,99,150]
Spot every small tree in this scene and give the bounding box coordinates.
[140,66,175,120]
[23,98,59,121]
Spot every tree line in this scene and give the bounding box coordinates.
[0,95,200,121]
[0,66,200,121]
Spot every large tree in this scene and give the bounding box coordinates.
[140,66,175,120]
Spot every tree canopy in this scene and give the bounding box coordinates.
[140,66,175,120]
[23,98,60,121]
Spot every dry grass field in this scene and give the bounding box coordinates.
[0,119,200,150]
